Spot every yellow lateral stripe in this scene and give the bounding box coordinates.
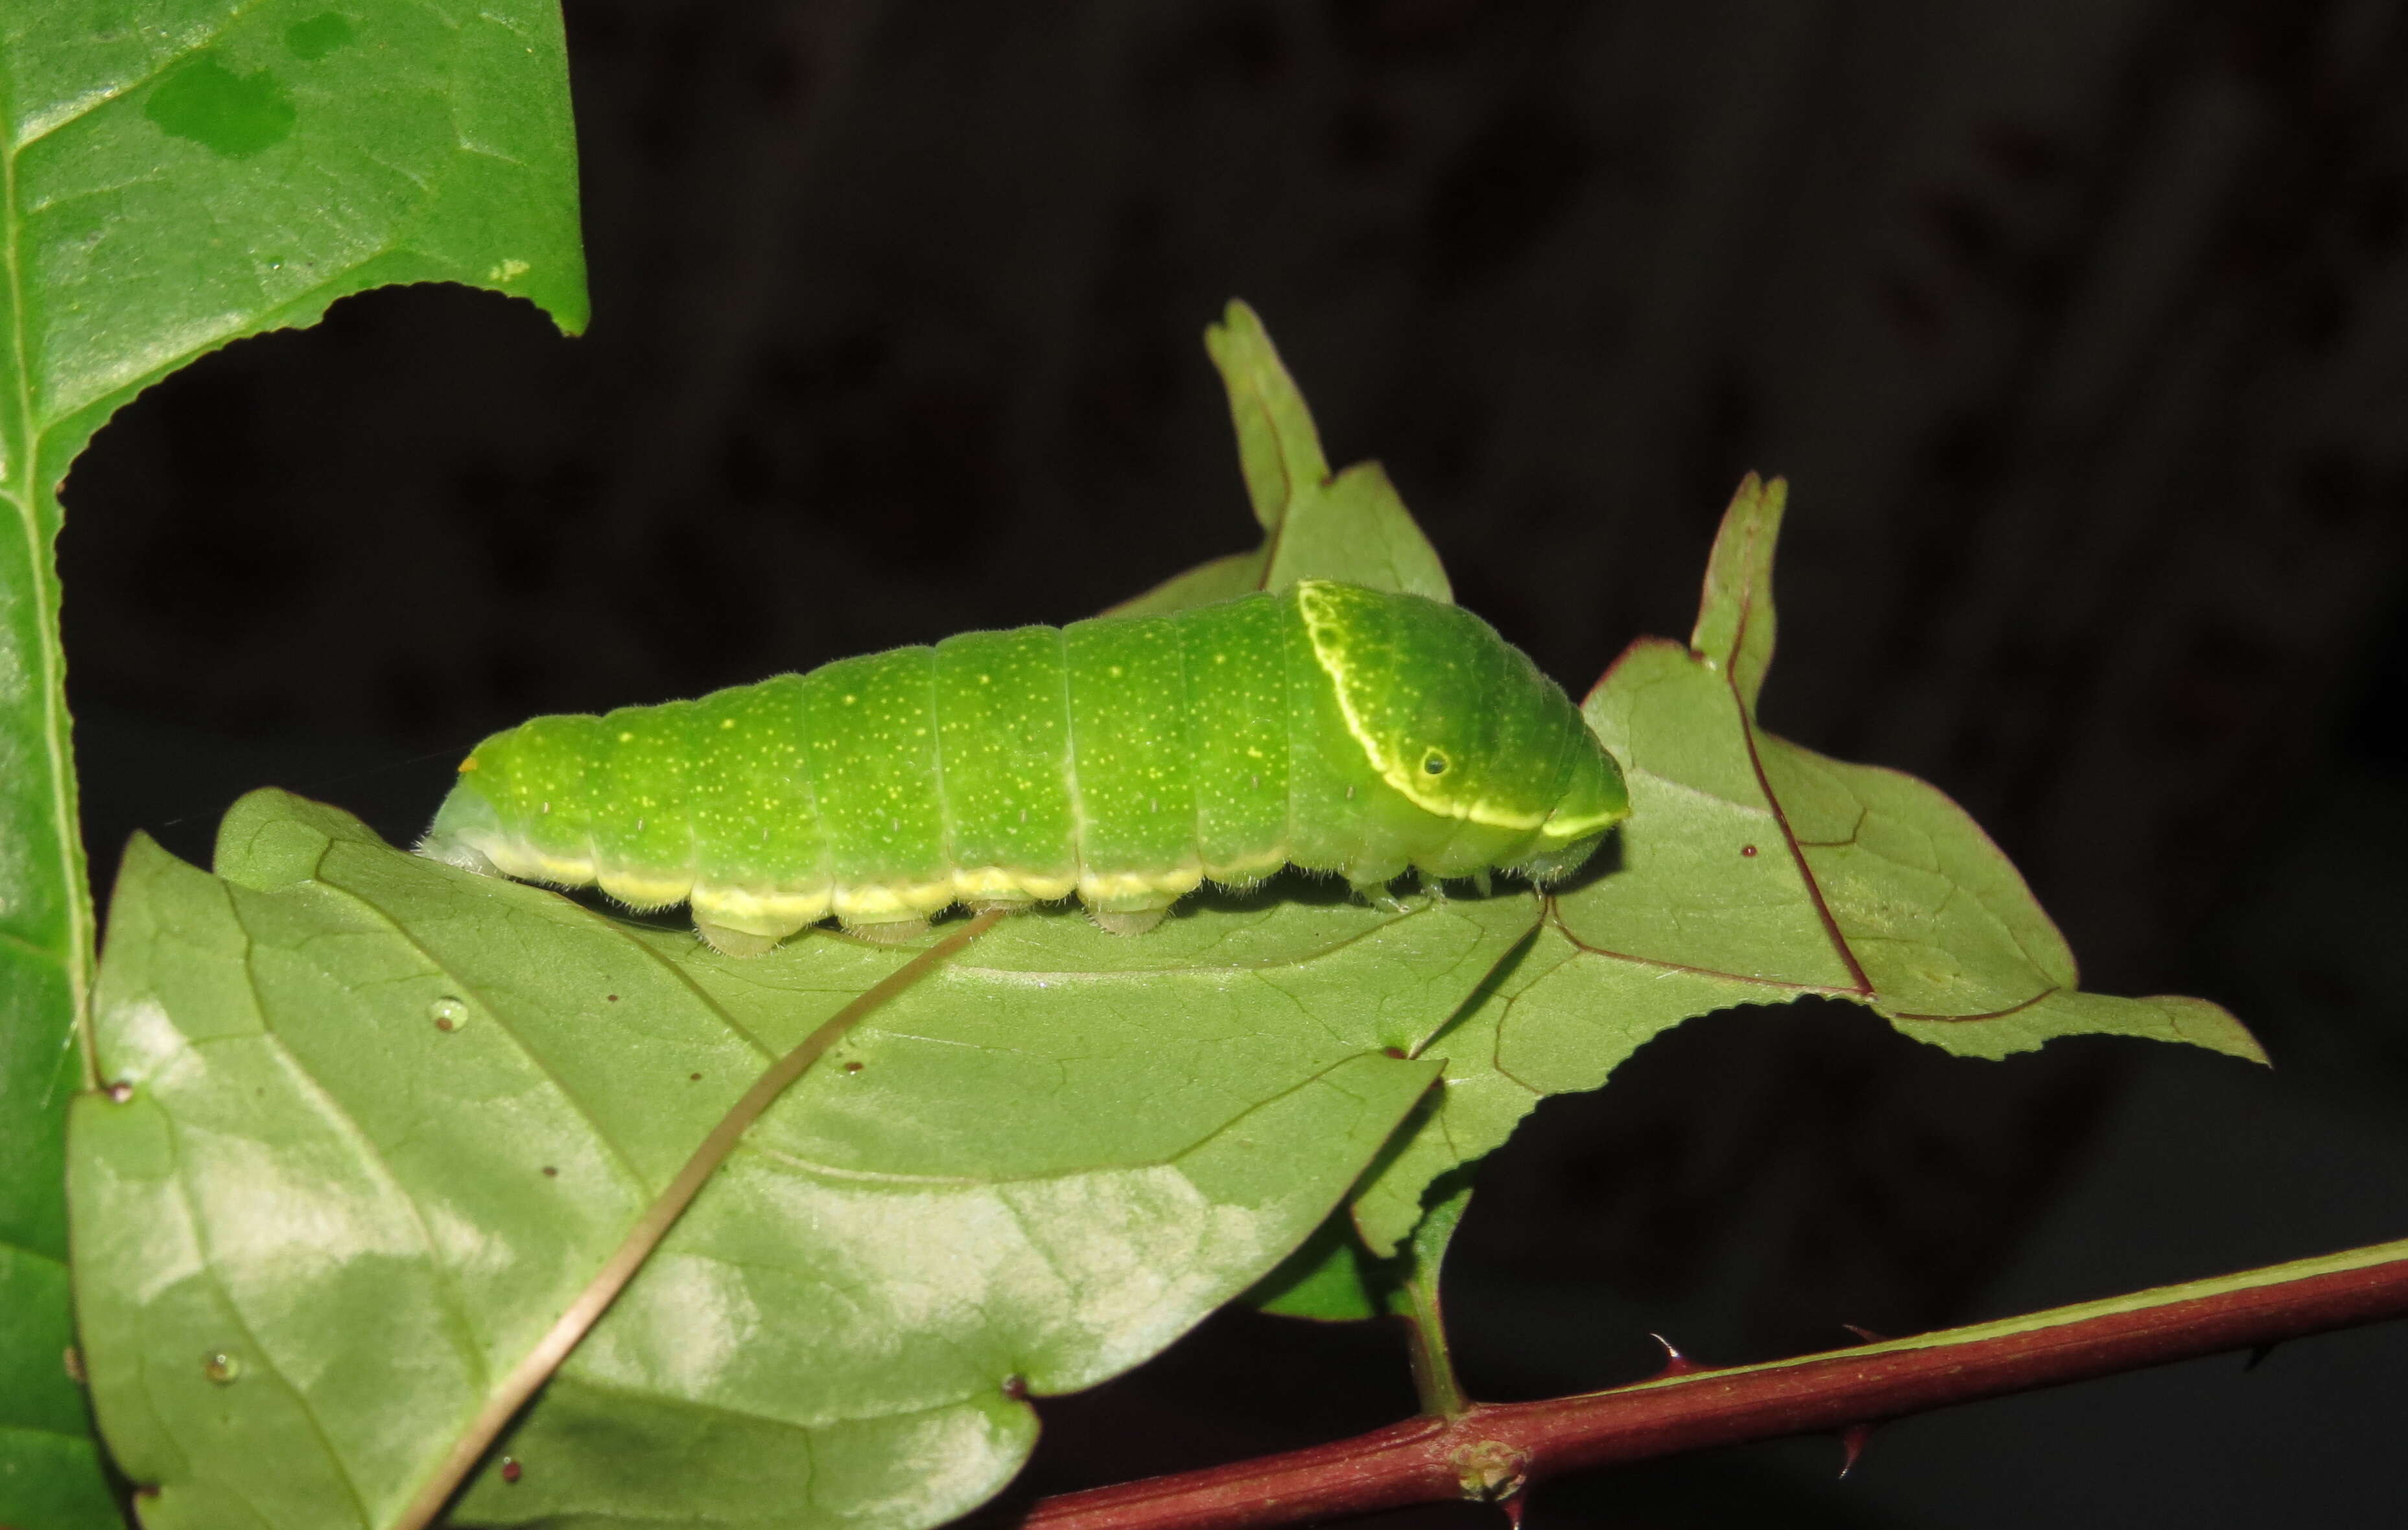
[1294,582,1550,831]
[1539,806,1626,839]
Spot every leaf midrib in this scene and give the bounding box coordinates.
[1,47,94,1081]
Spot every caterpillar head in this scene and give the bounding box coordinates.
[1294,580,1629,879]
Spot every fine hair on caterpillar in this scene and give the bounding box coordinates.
[417,581,1629,955]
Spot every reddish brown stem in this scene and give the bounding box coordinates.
[1017,1238,2408,1530]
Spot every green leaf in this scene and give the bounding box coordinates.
[1240,1206,1385,1322]
[1107,301,1452,615]
[1347,476,2267,1255]
[5,4,585,1522]
[70,790,1537,1529]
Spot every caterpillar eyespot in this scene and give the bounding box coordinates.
[417,581,1631,956]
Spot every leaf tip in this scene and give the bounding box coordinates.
[1687,473,1791,707]
[2154,995,2271,1067]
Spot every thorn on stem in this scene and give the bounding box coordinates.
[1496,1485,1529,1529]
[1842,1323,1889,1344]
[1648,1333,1707,1378]
[1838,1422,1874,1478]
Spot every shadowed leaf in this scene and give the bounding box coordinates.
[1345,475,2265,1255]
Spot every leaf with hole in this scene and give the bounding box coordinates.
[5,3,584,1523]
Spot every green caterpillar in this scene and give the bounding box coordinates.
[418,580,1629,954]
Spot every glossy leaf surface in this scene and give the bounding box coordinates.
[72,792,1533,1528]
[6,4,584,1524]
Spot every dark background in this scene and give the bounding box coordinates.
[57,1,2408,1524]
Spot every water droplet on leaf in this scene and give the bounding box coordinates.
[204,1351,242,1385]
[430,996,469,1031]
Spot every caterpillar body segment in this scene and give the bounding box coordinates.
[419,581,1629,954]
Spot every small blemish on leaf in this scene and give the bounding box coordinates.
[605,993,620,1002]
[284,12,355,60]
[1000,1374,1028,1400]
[430,996,468,1031]
[203,1351,242,1385]
[689,1072,703,1081]
[844,1061,864,1074]
[1740,844,1758,857]
[501,1457,523,1484]
[1382,1046,1407,1059]
[541,1166,558,1178]
[146,54,296,158]
[105,1081,134,1104]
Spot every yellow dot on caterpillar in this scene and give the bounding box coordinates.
[619,731,634,742]
[720,718,735,729]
